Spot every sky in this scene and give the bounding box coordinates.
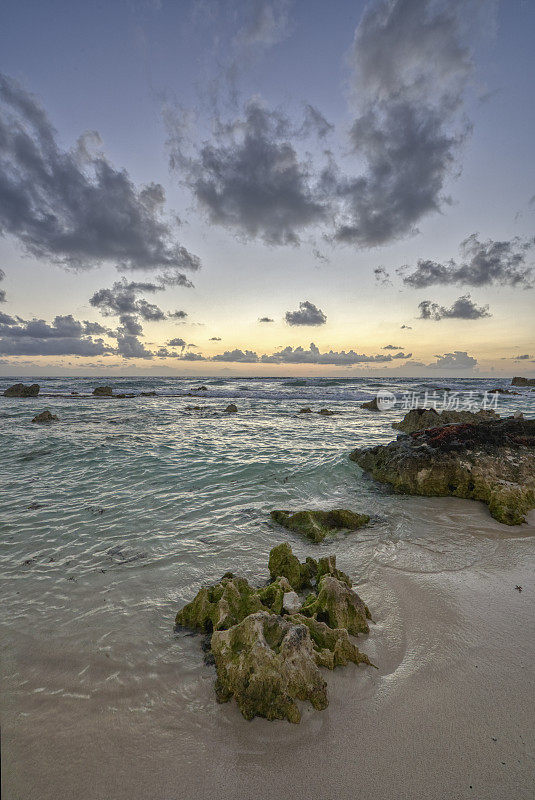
[0,0,534,377]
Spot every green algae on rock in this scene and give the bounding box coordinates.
[392,407,498,434]
[270,509,370,543]
[352,417,535,526]
[175,544,374,723]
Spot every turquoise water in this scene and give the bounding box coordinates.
[1,375,534,732]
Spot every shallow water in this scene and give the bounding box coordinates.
[1,376,534,799]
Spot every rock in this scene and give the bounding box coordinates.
[185,405,204,410]
[193,386,208,391]
[270,508,370,543]
[361,397,380,411]
[300,575,371,635]
[268,542,313,590]
[175,544,374,723]
[298,407,313,414]
[212,611,328,723]
[141,391,157,396]
[392,407,499,434]
[93,386,113,396]
[511,376,535,387]
[32,410,58,424]
[489,388,519,395]
[175,574,266,632]
[282,591,301,614]
[223,404,238,413]
[351,417,535,525]
[3,383,40,397]
[318,408,335,416]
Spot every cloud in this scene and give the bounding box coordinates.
[168,337,186,348]
[514,354,532,361]
[428,350,477,370]
[0,74,201,273]
[179,351,206,361]
[374,267,391,286]
[402,234,535,288]
[259,342,410,365]
[116,334,153,359]
[0,268,5,302]
[401,324,412,329]
[209,336,222,341]
[0,313,113,356]
[383,344,404,350]
[212,348,259,362]
[333,0,477,246]
[83,321,111,336]
[167,100,328,245]
[259,316,274,323]
[233,0,292,51]
[89,279,168,322]
[418,294,491,320]
[168,310,188,319]
[285,300,326,326]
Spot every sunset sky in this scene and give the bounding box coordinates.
[0,0,534,377]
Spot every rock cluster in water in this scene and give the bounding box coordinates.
[3,383,40,397]
[92,386,113,396]
[360,397,380,411]
[271,509,370,543]
[175,543,374,723]
[351,417,535,525]
[392,407,498,434]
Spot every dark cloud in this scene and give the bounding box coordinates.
[514,354,532,361]
[118,315,143,336]
[212,348,259,362]
[333,0,476,246]
[180,351,206,361]
[168,310,188,320]
[401,324,412,329]
[258,316,274,323]
[83,321,111,336]
[383,344,404,350]
[300,104,334,139]
[428,351,477,370]
[0,268,5,302]
[0,74,201,273]
[116,334,153,360]
[418,294,490,320]
[285,300,326,326]
[89,279,166,322]
[209,336,222,341]
[0,313,113,356]
[167,100,328,245]
[168,337,186,348]
[402,234,535,288]
[260,342,409,365]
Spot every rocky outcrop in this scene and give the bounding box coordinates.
[270,509,370,543]
[351,417,535,525]
[361,397,380,411]
[224,404,238,413]
[298,407,313,414]
[392,407,498,434]
[175,544,374,722]
[92,386,113,396]
[32,410,58,424]
[512,376,535,387]
[318,408,335,416]
[3,383,40,397]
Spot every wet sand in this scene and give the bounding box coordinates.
[2,504,534,800]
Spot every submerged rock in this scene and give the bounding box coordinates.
[3,383,40,397]
[224,403,238,413]
[318,408,335,416]
[175,544,374,722]
[512,376,535,387]
[351,417,535,525]
[298,407,313,414]
[32,410,58,424]
[270,508,370,543]
[93,386,113,397]
[392,407,498,433]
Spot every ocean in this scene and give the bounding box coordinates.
[1,375,534,799]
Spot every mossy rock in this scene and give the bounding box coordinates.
[271,508,370,543]
[175,574,267,632]
[211,611,328,723]
[175,544,374,723]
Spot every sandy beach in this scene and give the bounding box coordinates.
[3,497,534,800]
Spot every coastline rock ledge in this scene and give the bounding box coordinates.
[351,417,535,525]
